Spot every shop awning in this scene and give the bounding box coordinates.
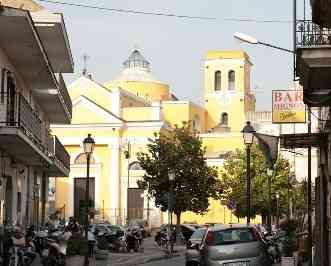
[280,133,328,148]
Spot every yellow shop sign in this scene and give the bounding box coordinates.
[272,90,306,123]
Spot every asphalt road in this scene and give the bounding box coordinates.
[142,255,185,266]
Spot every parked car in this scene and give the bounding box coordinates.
[89,224,124,236]
[186,224,271,266]
[186,228,206,266]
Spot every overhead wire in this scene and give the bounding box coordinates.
[38,0,291,23]
[38,0,216,20]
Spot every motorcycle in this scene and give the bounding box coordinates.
[155,229,168,249]
[41,238,66,266]
[125,227,142,253]
[264,234,281,264]
[95,227,126,253]
[40,227,67,266]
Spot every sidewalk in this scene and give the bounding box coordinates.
[96,237,186,266]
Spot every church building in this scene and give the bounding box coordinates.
[51,49,260,226]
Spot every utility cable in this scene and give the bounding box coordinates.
[38,0,291,23]
[38,0,216,20]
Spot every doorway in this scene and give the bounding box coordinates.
[74,178,95,224]
[6,76,16,126]
[128,188,144,222]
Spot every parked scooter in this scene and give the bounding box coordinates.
[40,226,67,266]
[125,227,143,252]
[264,233,281,264]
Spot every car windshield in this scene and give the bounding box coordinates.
[190,228,206,240]
[213,228,257,245]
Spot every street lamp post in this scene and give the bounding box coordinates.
[83,134,95,266]
[168,170,175,253]
[124,142,131,225]
[266,168,273,234]
[233,32,294,54]
[276,193,280,227]
[242,121,255,225]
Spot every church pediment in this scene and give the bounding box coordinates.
[72,96,124,125]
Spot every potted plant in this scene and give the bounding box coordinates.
[66,230,88,266]
[279,219,298,266]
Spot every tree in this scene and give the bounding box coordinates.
[137,123,222,229]
[220,144,294,221]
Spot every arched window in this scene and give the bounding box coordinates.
[74,153,96,164]
[220,113,228,126]
[214,71,222,91]
[129,161,143,170]
[228,70,235,91]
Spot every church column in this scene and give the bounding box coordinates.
[110,140,120,225]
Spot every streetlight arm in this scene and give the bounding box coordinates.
[257,41,294,54]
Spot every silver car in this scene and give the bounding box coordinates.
[198,224,271,266]
[186,228,207,266]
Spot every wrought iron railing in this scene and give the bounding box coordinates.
[48,134,70,170]
[0,93,42,143]
[296,20,331,47]
[58,73,72,119]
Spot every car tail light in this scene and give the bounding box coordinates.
[205,231,214,246]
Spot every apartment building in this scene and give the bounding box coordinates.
[0,4,73,227]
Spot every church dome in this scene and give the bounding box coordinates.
[105,49,170,102]
[117,50,160,83]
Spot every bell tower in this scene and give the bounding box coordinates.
[204,50,255,132]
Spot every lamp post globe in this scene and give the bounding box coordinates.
[234,32,259,44]
[267,168,273,177]
[242,121,256,146]
[168,170,175,181]
[83,133,95,155]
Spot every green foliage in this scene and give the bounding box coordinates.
[220,144,294,219]
[137,122,223,219]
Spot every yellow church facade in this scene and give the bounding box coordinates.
[51,49,260,227]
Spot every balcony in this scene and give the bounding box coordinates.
[0,93,52,166]
[296,20,331,106]
[33,73,72,124]
[47,135,70,177]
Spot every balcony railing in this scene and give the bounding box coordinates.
[296,20,331,47]
[0,92,42,143]
[48,134,70,170]
[58,73,72,119]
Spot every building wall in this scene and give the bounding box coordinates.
[204,51,254,132]
[105,80,170,102]
[122,107,158,121]
[0,45,51,227]
[2,0,44,11]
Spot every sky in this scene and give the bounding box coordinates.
[38,0,308,111]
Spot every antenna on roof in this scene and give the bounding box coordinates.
[82,53,90,76]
